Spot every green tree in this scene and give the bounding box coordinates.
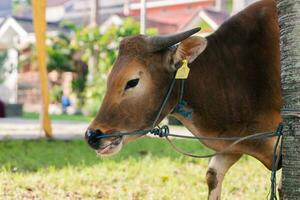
[47,33,73,72]
[47,31,88,107]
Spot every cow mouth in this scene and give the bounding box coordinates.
[96,136,123,156]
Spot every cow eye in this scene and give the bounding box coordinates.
[125,78,139,90]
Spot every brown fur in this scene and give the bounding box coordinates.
[179,0,281,169]
[89,0,281,169]
[161,0,281,169]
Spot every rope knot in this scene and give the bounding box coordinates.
[150,125,169,137]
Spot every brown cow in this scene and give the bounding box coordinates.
[86,0,282,199]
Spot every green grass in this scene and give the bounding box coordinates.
[23,112,92,122]
[0,138,279,199]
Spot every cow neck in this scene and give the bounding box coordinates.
[171,79,193,119]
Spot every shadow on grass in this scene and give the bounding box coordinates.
[0,137,212,172]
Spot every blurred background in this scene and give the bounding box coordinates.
[0,0,257,120]
[0,1,276,199]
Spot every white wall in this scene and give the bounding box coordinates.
[46,6,65,22]
[232,0,259,14]
[0,48,18,104]
[215,0,227,12]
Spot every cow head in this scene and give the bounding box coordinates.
[85,28,207,156]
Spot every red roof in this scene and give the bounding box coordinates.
[133,16,178,34]
[131,9,200,34]
[127,0,214,34]
[148,10,199,32]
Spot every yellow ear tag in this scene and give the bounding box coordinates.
[175,59,190,79]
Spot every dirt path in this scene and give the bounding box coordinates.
[0,118,192,140]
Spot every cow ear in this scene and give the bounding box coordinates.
[173,36,207,67]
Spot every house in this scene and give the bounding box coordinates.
[12,0,230,35]
[46,0,125,24]
[127,0,214,16]
[100,0,229,35]
[126,0,216,34]
[44,0,229,34]
[0,48,18,104]
[0,16,69,111]
[13,0,259,34]
[0,0,23,115]
[0,17,24,105]
[46,0,72,22]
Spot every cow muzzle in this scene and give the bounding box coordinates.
[85,128,123,156]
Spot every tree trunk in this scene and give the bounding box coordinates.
[277,0,300,199]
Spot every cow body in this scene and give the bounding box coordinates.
[174,0,281,168]
[86,0,282,199]
[173,1,282,198]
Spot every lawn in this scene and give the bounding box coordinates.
[22,112,92,122]
[0,137,279,199]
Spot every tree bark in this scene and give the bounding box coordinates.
[277,0,300,199]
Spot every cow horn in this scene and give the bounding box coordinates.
[145,27,201,52]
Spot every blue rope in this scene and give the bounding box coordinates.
[269,123,283,200]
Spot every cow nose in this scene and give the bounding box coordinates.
[85,129,103,150]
